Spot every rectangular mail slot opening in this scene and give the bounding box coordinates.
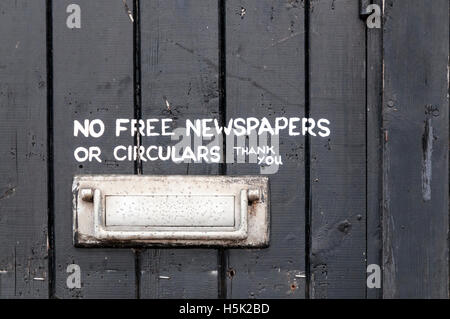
[105,195,236,227]
[73,175,269,247]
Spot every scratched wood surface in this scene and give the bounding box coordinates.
[0,0,48,298]
[309,0,367,298]
[382,0,449,298]
[139,0,220,298]
[225,0,306,298]
[0,0,448,299]
[52,0,136,298]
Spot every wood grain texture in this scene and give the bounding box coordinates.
[0,0,48,298]
[52,0,136,298]
[382,0,449,298]
[225,0,306,298]
[366,0,383,299]
[139,0,220,298]
[309,0,367,298]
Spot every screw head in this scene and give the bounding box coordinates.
[80,188,94,202]
[248,188,261,202]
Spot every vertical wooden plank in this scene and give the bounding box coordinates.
[309,0,367,298]
[382,0,449,298]
[225,0,306,298]
[139,0,220,298]
[53,0,136,298]
[0,0,48,298]
[366,0,383,299]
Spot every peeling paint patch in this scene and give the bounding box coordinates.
[421,118,433,201]
[122,0,134,22]
[163,96,171,111]
[0,186,16,200]
[237,7,246,19]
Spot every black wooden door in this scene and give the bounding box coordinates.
[0,0,448,299]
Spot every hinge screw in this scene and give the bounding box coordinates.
[248,188,261,202]
[80,188,94,202]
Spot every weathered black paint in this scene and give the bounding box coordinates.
[382,0,449,298]
[0,0,448,299]
[52,0,136,298]
[225,0,306,298]
[139,0,220,298]
[309,0,367,298]
[0,0,48,298]
[366,0,383,300]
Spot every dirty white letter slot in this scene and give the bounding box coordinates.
[73,175,269,247]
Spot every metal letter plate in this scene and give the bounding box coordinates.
[73,175,269,247]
